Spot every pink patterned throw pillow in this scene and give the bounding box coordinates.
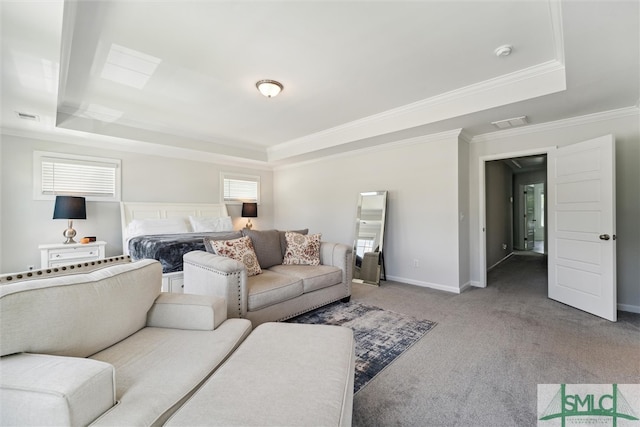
[210,236,262,276]
[283,232,321,265]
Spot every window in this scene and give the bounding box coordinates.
[221,173,260,204]
[33,151,121,201]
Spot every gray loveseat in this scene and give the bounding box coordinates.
[183,229,353,326]
[0,257,355,426]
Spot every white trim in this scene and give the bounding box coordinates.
[268,60,566,162]
[274,129,462,171]
[487,252,514,271]
[471,106,639,143]
[385,275,465,294]
[2,126,272,171]
[617,303,640,314]
[478,146,555,287]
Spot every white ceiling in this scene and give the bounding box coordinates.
[1,1,638,167]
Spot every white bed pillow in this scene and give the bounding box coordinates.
[126,218,191,238]
[188,216,233,232]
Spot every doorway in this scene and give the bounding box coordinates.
[483,153,548,282]
[515,182,545,255]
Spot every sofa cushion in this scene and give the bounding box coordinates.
[0,259,161,358]
[247,270,303,311]
[165,322,355,427]
[283,232,321,266]
[90,318,252,426]
[241,229,282,269]
[0,353,115,427]
[268,264,343,293]
[208,236,262,276]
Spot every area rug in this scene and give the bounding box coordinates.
[288,301,436,393]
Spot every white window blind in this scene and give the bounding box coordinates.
[221,173,260,203]
[34,151,121,201]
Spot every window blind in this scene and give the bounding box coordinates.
[35,152,120,200]
[222,174,259,203]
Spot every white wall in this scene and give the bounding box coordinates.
[0,134,274,273]
[469,112,640,311]
[274,130,467,293]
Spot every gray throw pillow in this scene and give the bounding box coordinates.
[241,229,282,269]
[279,229,309,258]
[203,231,243,253]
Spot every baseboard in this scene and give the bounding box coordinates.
[617,303,640,314]
[384,275,464,294]
[487,252,513,271]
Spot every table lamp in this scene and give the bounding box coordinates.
[53,195,86,244]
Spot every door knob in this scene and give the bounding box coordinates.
[599,234,610,241]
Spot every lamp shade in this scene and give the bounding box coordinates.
[241,202,258,218]
[53,196,86,220]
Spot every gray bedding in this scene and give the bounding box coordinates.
[128,231,240,273]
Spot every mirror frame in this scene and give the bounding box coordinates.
[352,190,387,286]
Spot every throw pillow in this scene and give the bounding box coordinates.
[208,236,262,276]
[241,229,282,269]
[279,228,309,257]
[283,232,321,266]
[202,231,243,253]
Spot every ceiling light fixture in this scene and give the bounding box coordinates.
[494,45,513,57]
[256,80,283,98]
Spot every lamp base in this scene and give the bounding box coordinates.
[63,220,77,244]
[245,219,253,230]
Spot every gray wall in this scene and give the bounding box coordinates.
[273,130,470,293]
[0,134,274,273]
[2,110,638,311]
[485,160,513,269]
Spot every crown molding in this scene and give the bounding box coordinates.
[0,126,273,171]
[470,105,640,144]
[273,129,462,171]
[268,60,566,162]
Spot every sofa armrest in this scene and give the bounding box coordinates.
[147,292,227,330]
[0,353,115,426]
[183,251,249,319]
[320,242,353,286]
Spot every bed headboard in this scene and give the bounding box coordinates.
[120,202,229,254]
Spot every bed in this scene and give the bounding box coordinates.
[120,202,232,292]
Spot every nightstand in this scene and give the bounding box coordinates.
[39,241,107,268]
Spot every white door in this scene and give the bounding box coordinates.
[548,135,616,321]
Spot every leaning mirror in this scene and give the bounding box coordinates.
[353,191,387,286]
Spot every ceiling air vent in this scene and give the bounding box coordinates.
[491,116,527,129]
[16,111,40,121]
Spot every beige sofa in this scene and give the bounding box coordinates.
[0,257,355,426]
[183,229,353,326]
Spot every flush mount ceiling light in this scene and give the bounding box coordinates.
[256,79,283,98]
[494,45,513,57]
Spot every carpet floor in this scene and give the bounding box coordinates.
[350,253,640,426]
[288,301,436,393]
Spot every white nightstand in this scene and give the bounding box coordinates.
[39,241,107,269]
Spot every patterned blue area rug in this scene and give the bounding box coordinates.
[288,301,436,393]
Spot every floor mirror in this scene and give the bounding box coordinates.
[352,191,387,286]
